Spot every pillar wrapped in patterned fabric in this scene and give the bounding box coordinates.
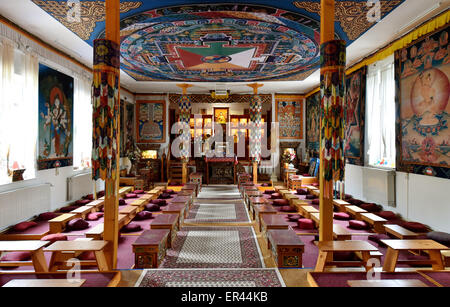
[249,94,263,163]
[91,39,120,181]
[178,94,192,159]
[320,40,346,182]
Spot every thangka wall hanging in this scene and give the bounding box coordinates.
[344,66,367,166]
[37,64,74,170]
[306,91,321,157]
[275,95,304,140]
[136,100,166,143]
[395,25,450,179]
[125,101,135,154]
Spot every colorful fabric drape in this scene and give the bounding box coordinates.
[249,94,263,163]
[320,40,346,182]
[92,39,120,181]
[178,94,192,159]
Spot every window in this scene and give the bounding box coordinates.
[365,55,396,168]
[73,76,92,170]
[0,40,38,185]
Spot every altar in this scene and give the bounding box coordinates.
[205,157,237,185]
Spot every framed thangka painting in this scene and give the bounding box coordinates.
[37,64,74,170]
[275,95,304,140]
[306,91,321,157]
[125,101,135,153]
[136,100,166,143]
[344,67,367,166]
[395,26,450,179]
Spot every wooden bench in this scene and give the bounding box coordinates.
[267,228,305,268]
[292,199,309,211]
[260,214,289,234]
[278,190,290,198]
[49,214,77,234]
[311,189,320,197]
[310,212,320,228]
[345,205,368,219]
[132,229,170,269]
[253,204,277,225]
[150,214,179,248]
[119,205,139,221]
[299,206,319,219]
[85,224,104,240]
[360,213,387,233]
[305,186,319,193]
[284,194,298,205]
[0,241,49,272]
[118,186,133,197]
[384,224,419,239]
[332,199,351,212]
[71,206,95,220]
[333,224,352,240]
[85,199,105,210]
[129,199,148,209]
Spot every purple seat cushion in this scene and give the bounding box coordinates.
[298,219,315,230]
[401,221,429,233]
[272,199,289,206]
[348,220,370,230]
[368,234,390,247]
[134,190,145,194]
[75,199,92,206]
[159,193,171,199]
[38,212,59,221]
[280,206,296,213]
[134,211,153,221]
[287,214,302,222]
[97,191,105,198]
[0,251,31,262]
[125,193,138,199]
[163,189,175,194]
[121,222,142,233]
[13,221,37,232]
[86,212,104,221]
[376,211,397,220]
[41,233,68,243]
[360,203,381,212]
[311,199,320,205]
[119,199,126,206]
[270,193,282,199]
[305,195,317,200]
[59,206,80,213]
[334,212,351,220]
[151,199,167,206]
[83,194,94,201]
[67,218,89,231]
[426,231,450,247]
[145,203,160,212]
[296,189,308,195]
[263,190,276,195]
[348,199,364,206]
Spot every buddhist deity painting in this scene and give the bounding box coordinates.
[344,67,366,166]
[136,100,166,143]
[306,92,321,157]
[396,26,450,179]
[37,64,74,170]
[275,95,304,140]
[214,108,229,125]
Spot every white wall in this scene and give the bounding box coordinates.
[345,164,450,233]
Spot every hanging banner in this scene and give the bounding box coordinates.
[91,39,120,181]
[320,40,346,182]
[249,94,263,163]
[178,94,192,159]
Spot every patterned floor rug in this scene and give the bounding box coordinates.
[135,268,285,287]
[197,185,241,199]
[161,226,264,268]
[185,201,250,223]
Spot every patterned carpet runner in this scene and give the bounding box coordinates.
[196,185,241,199]
[135,268,285,287]
[185,200,250,223]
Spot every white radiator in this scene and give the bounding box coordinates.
[0,184,51,230]
[67,172,93,201]
[362,167,396,207]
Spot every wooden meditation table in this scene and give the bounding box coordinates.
[384,224,419,239]
[332,199,350,212]
[253,204,277,225]
[249,197,268,215]
[267,229,304,268]
[0,241,49,272]
[44,240,109,272]
[299,206,319,219]
[150,213,179,248]
[345,205,368,219]
[161,204,186,226]
[292,199,309,211]
[381,239,449,272]
[360,213,387,233]
[315,240,379,272]
[260,214,289,234]
[132,229,170,269]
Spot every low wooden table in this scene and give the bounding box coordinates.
[150,214,179,248]
[44,240,109,272]
[347,279,428,287]
[332,199,350,212]
[333,224,352,241]
[345,205,368,219]
[381,239,449,272]
[292,199,309,211]
[260,214,289,234]
[315,240,379,272]
[119,205,139,219]
[71,206,95,219]
[384,224,419,239]
[299,206,319,219]
[3,279,86,287]
[161,204,186,225]
[284,194,298,205]
[249,197,268,213]
[49,213,76,233]
[311,189,320,197]
[267,229,304,268]
[360,213,387,233]
[253,205,277,225]
[0,241,49,272]
[132,229,170,269]
[305,186,319,193]
[85,199,105,210]
[310,212,320,228]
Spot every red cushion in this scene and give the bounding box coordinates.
[401,221,429,233]
[59,205,80,213]
[271,193,282,199]
[86,212,104,221]
[280,206,296,212]
[84,194,94,201]
[151,199,167,206]
[296,189,308,195]
[41,233,68,243]
[145,204,160,212]
[305,195,317,200]
[75,199,91,206]
[97,191,105,198]
[272,199,289,206]
[0,251,31,262]
[287,214,302,222]
[348,220,370,230]
[360,203,380,212]
[159,193,171,199]
[119,199,126,206]
[134,211,153,221]
[38,212,59,221]
[311,199,320,205]
[134,190,145,194]
[67,218,89,231]
[348,199,364,206]
[376,211,397,220]
[121,222,142,233]
[334,212,351,220]
[163,189,175,194]
[125,193,138,199]
[298,219,315,230]
[13,221,37,232]
[263,190,276,195]
[78,251,95,261]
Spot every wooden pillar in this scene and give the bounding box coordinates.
[103,0,120,269]
[176,84,193,184]
[319,0,335,243]
[247,83,263,185]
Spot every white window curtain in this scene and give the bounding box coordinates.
[0,40,38,185]
[73,76,92,170]
[365,55,396,168]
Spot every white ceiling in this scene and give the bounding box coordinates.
[0,0,448,95]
